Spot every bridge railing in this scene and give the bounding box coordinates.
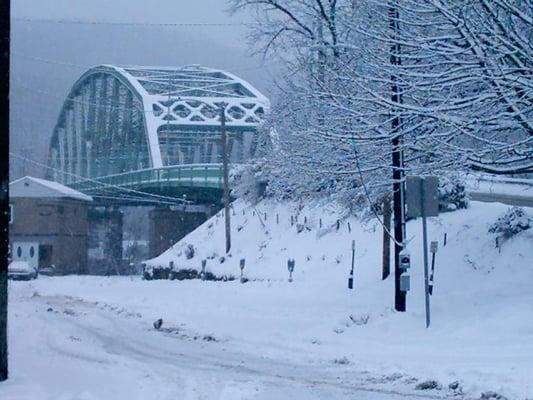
[69,163,224,192]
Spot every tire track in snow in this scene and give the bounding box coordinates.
[31,294,463,400]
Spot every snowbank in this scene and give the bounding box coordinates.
[142,199,533,398]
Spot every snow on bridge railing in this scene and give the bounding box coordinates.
[68,163,224,192]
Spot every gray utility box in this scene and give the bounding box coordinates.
[400,273,411,292]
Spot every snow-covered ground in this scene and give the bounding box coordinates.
[2,200,532,399]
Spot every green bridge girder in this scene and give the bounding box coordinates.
[49,64,270,206]
[69,163,225,205]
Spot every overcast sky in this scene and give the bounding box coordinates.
[10,1,278,179]
[11,0,250,50]
[12,0,243,23]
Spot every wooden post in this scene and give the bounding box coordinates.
[220,104,231,254]
[382,194,392,280]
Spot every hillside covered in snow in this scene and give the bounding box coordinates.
[143,199,533,399]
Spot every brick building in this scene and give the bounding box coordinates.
[9,176,93,275]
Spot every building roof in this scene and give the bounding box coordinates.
[9,176,93,202]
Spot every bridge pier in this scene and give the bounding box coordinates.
[88,207,124,275]
[148,205,217,258]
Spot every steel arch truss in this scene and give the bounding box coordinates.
[49,65,270,184]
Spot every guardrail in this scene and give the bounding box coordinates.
[468,174,533,187]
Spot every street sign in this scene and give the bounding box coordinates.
[405,175,439,328]
[406,176,439,218]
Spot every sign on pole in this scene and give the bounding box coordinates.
[406,176,439,219]
[405,176,439,328]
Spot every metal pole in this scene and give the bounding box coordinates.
[348,240,355,290]
[429,251,436,295]
[420,178,431,328]
[382,194,391,280]
[220,104,231,254]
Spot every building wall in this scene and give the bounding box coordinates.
[9,197,89,274]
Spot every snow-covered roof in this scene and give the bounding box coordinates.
[9,176,93,202]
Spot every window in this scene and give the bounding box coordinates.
[30,246,35,258]
[38,204,54,216]
[17,246,22,258]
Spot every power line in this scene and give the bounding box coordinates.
[12,17,247,27]
[11,50,274,76]
[9,152,190,206]
[11,51,89,70]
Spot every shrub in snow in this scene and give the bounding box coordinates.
[489,207,531,240]
[438,175,469,212]
[231,160,268,204]
[333,357,350,365]
[184,244,195,260]
[349,313,370,326]
[480,391,509,400]
[415,380,442,391]
[153,318,163,330]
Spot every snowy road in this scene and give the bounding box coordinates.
[2,289,452,400]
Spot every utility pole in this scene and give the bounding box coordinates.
[0,0,10,382]
[165,75,172,166]
[388,2,407,312]
[220,103,231,254]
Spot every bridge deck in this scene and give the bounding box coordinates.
[69,164,224,205]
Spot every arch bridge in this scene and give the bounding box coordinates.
[48,65,269,205]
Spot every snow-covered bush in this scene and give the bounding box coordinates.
[184,244,195,260]
[231,159,268,204]
[438,175,469,212]
[489,207,531,239]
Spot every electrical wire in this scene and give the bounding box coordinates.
[12,17,246,27]
[9,152,193,206]
[350,133,407,246]
[11,50,275,77]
